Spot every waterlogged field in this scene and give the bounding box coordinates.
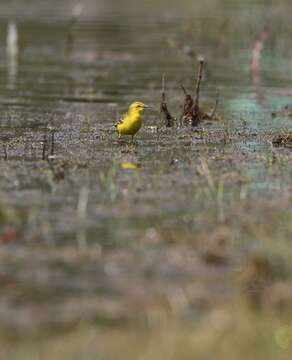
[1,0,292,358]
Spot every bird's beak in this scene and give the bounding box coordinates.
[144,105,160,112]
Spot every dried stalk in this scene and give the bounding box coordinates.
[194,57,204,111]
[42,124,48,160]
[180,85,194,126]
[3,144,8,161]
[210,89,219,119]
[160,73,175,127]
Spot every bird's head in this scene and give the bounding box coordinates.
[128,101,149,114]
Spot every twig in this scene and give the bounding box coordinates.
[210,89,219,119]
[180,84,194,126]
[194,57,205,112]
[3,144,8,161]
[180,58,206,127]
[190,57,205,126]
[50,129,55,158]
[180,84,187,96]
[160,73,175,127]
[161,72,166,103]
[42,124,48,160]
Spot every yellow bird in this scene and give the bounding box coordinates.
[115,101,148,141]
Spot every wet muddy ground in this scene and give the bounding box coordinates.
[1,0,292,358]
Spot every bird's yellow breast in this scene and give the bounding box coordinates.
[117,114,142,135]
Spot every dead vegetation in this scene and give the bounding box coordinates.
[160,73,176,127]
[272,131,292,147]
[42,124,57,161]
[160,57,221,128]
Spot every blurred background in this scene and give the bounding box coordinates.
[0,0,291,107]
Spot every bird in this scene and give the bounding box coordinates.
[115,101,149,142]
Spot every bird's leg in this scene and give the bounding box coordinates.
[131,135,134,144]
